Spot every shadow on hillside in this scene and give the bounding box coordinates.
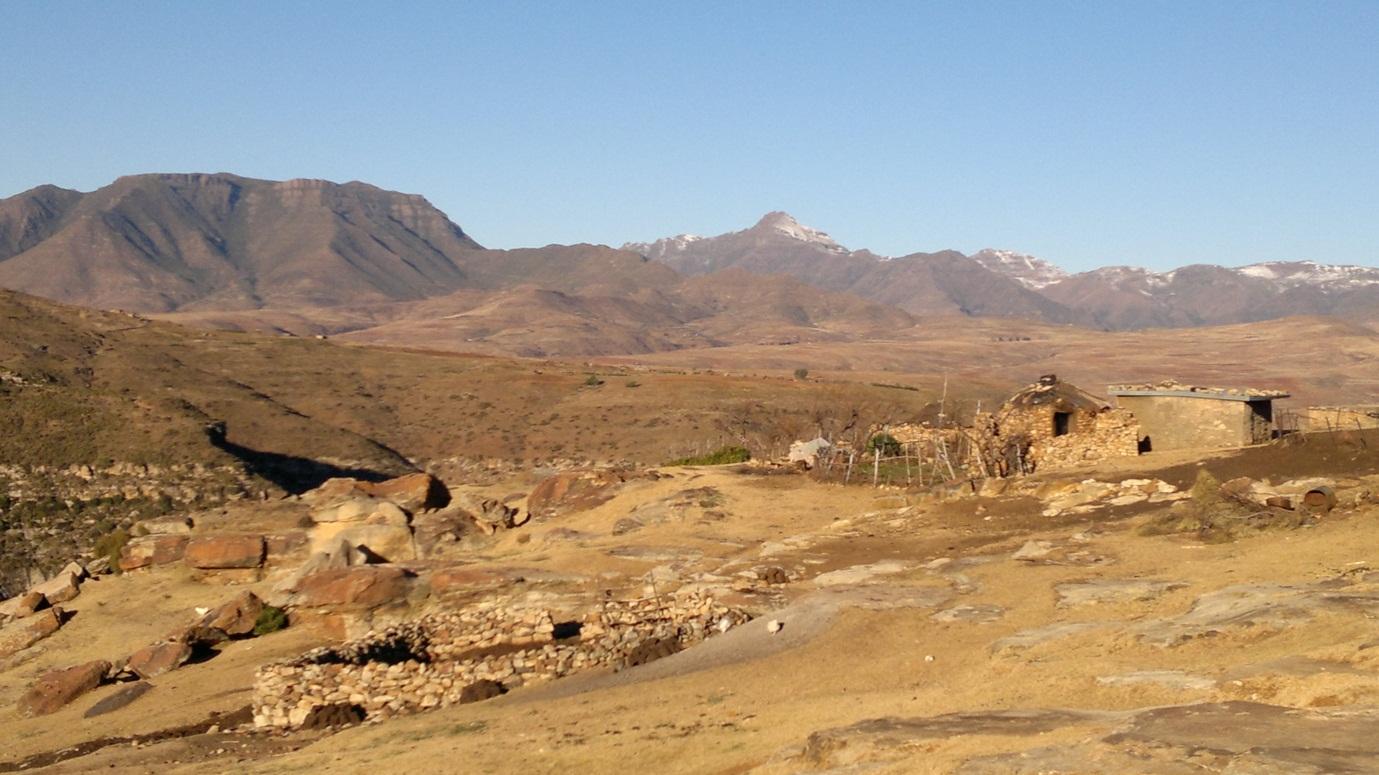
[206,426,397,494]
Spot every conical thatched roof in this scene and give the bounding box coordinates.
[1002,376,1109,413]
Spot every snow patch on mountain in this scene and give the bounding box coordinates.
[1237,261,1379,289]
[969,249,1069,289]
[752,211,847,252]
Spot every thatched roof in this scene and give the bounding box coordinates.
[1003,377,1109,413]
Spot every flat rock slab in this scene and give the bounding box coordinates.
[812,560,911,587]
[932,604,1005,623]
[991,621,1115,655]
[1134,581,1379,647]
[1095,670,1215,690]
[1056,578,1187,607]
[768,702,1379,774]
[1011,540,1113,567]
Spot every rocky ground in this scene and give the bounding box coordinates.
[2,432,1378,773]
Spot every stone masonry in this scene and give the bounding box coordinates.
[253,592,750,729]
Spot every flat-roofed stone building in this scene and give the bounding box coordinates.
[1109,382,1289,452]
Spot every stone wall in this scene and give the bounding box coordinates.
[1033,409,1141,470]
[1114,396,1267,451]
[969,407,1139,475]
[252,592,750,729]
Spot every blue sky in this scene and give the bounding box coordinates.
[2,2,1376,270]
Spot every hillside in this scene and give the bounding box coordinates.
[0,174,482,312]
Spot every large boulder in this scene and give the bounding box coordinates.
[0,590,46,620]
[125,640,193,679]
[120,534,189,571]
[196,590,265,637]
[294,566,412,609]
[17,660,110,717]
[184,534,266,569]
[31,571,81,605]
[527,469,629,520]
[0,607,63,659]
[311,498,410,526]
[451,494,528,535]
[310,523,416,563]
[306,473,449,514]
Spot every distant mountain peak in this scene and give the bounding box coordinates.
[750,211,844,250]
[969,248,1069,289]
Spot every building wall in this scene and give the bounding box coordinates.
[1114,396,1267,451]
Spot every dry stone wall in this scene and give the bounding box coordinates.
[253,592,750,729]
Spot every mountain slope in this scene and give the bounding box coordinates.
[0,173,483,312]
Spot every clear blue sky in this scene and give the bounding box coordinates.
[2,2,1376,270]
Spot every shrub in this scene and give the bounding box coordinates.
[624,380,641,388]
[583,374,604,387]
[868,433,902,457]
[793,368,809,380]
[664,446,751,467]
[253,605,289,636]
[92,528,131,574]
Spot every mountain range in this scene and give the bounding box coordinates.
[625,212,1379,329]
[0,173,1375,358]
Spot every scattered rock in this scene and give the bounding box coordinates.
[757,567,789,585]
[18,660,110,717]
[135,516,194,535]
[31,570,81,604]
[0,590,46,620]
[767,619,784,634]
[931,604,1005,623]
[125,639,194,679]
[1095,670,1215,690]
[611,517,644,536]
[0,606,63,659]
[196,590,265,637]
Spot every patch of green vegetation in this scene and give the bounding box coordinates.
[793,368,809,380]
[1139,469,1310,543]
[664,446,751,467]
[583,374,604,387]
[867,432,902,457]
[253,605,289,636]
[448,720,488,735]
[92,527,131,574]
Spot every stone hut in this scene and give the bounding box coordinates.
[974,375,1140,474]
[1109,382,1289,451]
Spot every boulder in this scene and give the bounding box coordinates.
[31,571,81,605]
[134,516,194,535]
[311,497,411,526]
[306,473,449,514]
[0,607,63,659]
[120,534,189,570]
[196,590,265,637]
[185,534,265,569]
[0,590,46,620]
[788,437,832,469]
[125,639,193,679]
[58,561,87,580]
[310,523,416,563]
[451,494,527,535]
[294,566,412,609]
[527,469,628,520]
[17,660,110,717]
